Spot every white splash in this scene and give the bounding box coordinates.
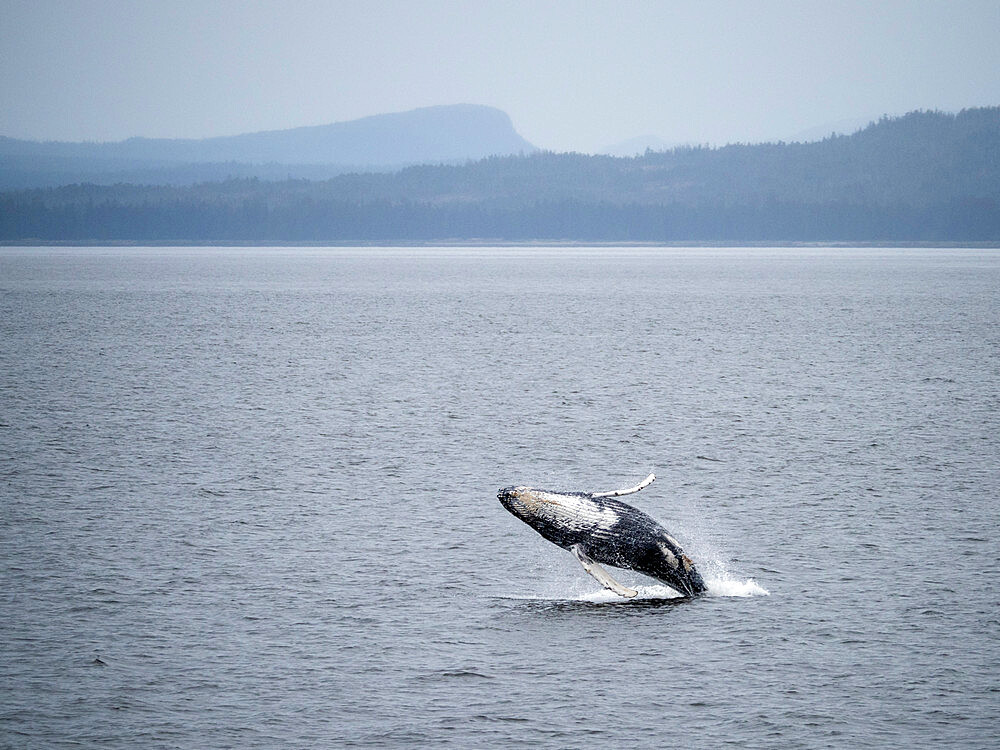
[504,575,768,603]
[572,576,768,602]
[699,556,770,597]
[503,537,769,603]
[704,576,770,597]
[576,583,682,603]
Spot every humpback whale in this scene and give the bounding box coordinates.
[498,473,706,598]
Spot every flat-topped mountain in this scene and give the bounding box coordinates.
[0,104,537,188]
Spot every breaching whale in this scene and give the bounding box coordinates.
[498,473,706,598]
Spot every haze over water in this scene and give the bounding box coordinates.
[1,247,998,748]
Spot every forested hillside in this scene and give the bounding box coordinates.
[2,108,998,242]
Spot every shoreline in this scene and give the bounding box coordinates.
[4,240,1000,249]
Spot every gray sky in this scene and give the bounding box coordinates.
[2,0,999,152]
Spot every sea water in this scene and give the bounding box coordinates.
[1,246,998,748]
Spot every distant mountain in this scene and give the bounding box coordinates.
[0,104,536,188]
[3,107,998,242]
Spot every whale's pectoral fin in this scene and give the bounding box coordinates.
[570,545,638,598]
[591,472,655,498]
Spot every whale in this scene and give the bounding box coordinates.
[497,473,706,598]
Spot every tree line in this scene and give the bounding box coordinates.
[2,108,998,242]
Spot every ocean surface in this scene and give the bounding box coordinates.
[1,246,998,748]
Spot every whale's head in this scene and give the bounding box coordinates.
[497,485,567,528]
[497,486,535,521]
[497,485,599,547]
